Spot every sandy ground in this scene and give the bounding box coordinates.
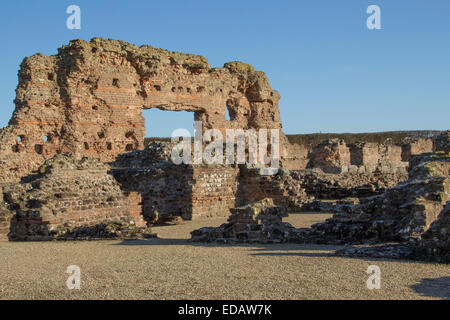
[0,213,448,300]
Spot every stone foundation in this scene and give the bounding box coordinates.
[190,198,299,243]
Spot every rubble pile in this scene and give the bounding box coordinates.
[190,198,299,243]
[55,220,156,241]
[310,152,449,245]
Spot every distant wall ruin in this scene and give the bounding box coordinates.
[308,137,435,174]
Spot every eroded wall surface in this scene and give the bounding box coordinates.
[2,155,146,240]
[308,137,436,174]
[0,38,295,184]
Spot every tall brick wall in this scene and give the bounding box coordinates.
[0,38,302,184]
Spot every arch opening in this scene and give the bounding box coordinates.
[142,108,195,146]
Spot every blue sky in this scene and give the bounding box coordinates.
[0,0,449,136]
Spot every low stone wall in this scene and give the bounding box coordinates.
[0,195,12,240]
[112,164,239,222]
[236,167,309,211]
[294,170,408,200]
[416,202,450,263]
[1,155,147,240]
[306,137,437,174]
[191,151,450,263]
[237,166,407,212]
[191,166,239,218]
[191,198,297,243]
[111,143,240,222]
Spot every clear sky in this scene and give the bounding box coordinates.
[0,0,449,136]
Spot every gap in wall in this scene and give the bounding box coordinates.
[143,108,195,140]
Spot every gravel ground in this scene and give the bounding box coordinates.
[0,213,448,300]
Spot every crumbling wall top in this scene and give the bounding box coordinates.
[0,38,291,183]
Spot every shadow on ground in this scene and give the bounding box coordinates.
[113,238,448,265]
[113,238,370,259]
[113,238,338,255]
[410,277,450,300]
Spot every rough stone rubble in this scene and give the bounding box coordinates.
[191,198,295,243]
[190,151,450,263]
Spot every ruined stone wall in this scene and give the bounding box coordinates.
[312,152,450,245]
[308,138,413,174]
[401,138,434,162]
[110,142,239,222]
[377,142,404,170]
[0,38,300,184]
[0,191,12,240]
[295,170,408,200]
[281,143,309,170]
[308,139,350,173]
[435,131,450,153]
[416,202,450,263]
[191,166,239,218]
[112,166,193,222]
[191,198,292,244]
[292,136,439,173]
[348,142,380,171]
[112,164,239,222]
[237,167,407,212]
[191,151,450,262]
[237,167,309,211]
[0,38,446,244]
[1,155,146,240]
